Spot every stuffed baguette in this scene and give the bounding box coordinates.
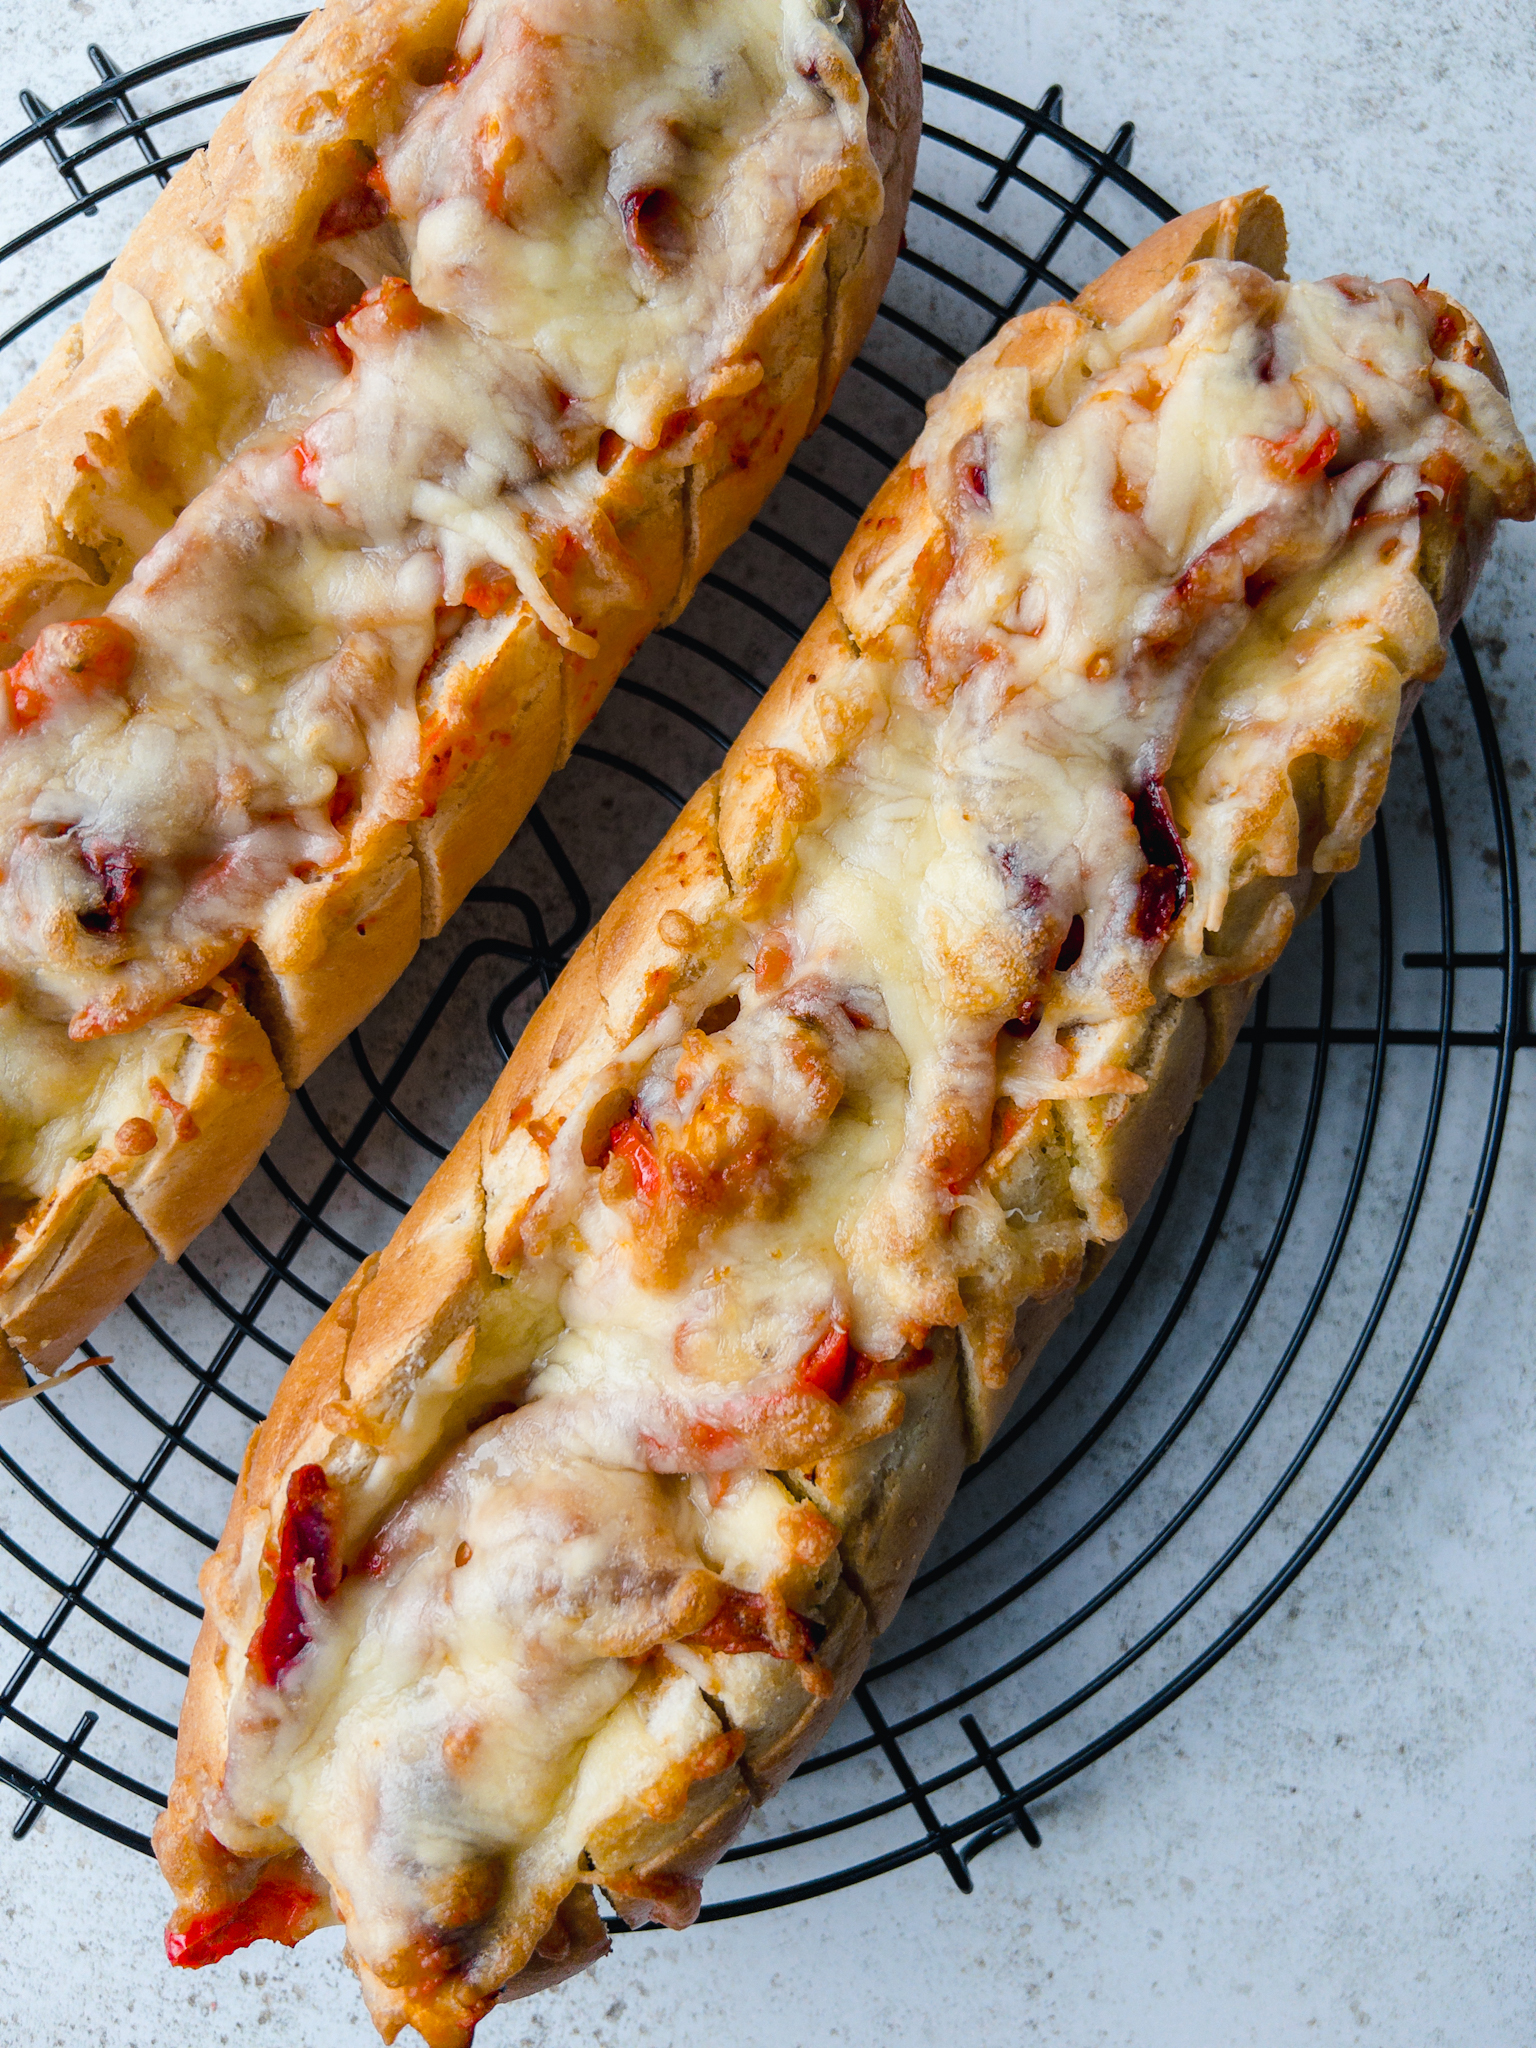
[0,0,920,1388]
[156,191,1535,2041]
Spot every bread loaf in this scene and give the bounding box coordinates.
[0,0,920,1390]
[155,190,1535,2043]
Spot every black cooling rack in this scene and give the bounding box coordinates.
[0,21,1529,1926]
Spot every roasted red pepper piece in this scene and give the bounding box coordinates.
[247,1464,343,1689]
[604,1113,660,1203]
[691,1588,816,1665]
[799,1321,851,1401]
[849,1341,932,1392]
[754,932,793,992]
[1130,776,1189,943]
[166,1873,322,1969]
[1259,421,1340,480]
[7,617,136,729]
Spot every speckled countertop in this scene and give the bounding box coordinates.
[0,4,1533,2044]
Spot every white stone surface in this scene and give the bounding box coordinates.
[0,3,1533,2045]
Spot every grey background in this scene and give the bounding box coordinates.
[0,2,1533,2044]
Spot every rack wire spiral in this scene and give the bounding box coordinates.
[0,20,1528,1923]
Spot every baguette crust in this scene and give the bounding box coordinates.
[158,193,1534,2033]
[0,0,921,1385]
[0,975,287,1365]
[800,1331,967,1630]
[108,980,290,1261]
[817,0,923,426]
[1074,189,1288,326]
[248,820,427,1086]
[0,1173,156,1375]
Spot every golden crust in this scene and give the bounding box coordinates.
[0,1328,29,1402]
[799,1335,967,1632]
[492,1884,611,2002]
[685,225,832,595]
[158,187,1523,2021]
[0,1171,156,1375]
[411,607,569,938]
[817,0,923,425]
[743,1587,872,1802]
[0,0,918,1372]
[249,822,425,1088]
[1073,188,1289,327]
[111,978,290,1260]
[0,977,285,1379]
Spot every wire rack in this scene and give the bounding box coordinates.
[0,21,1528,1928]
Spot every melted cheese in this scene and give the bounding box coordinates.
[220,1414,825,1982]
[0,996,202,1196]
[213,262,1535,2003]
[222,1433,710,1954]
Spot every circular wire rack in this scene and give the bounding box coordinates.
[0,19,1528,1924]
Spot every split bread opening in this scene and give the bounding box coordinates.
[155,188,1535,2045]
[0,0,921,1391]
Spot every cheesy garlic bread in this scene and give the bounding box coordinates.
[156,190,1534,2040]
